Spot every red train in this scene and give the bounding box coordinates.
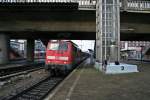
[45,40,88,75]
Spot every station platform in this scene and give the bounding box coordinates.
[45,58,150,100]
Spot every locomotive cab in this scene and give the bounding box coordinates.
[45,40,84,75]
[45,41,73,75]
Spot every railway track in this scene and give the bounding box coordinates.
[1,58,88,100]
[0,67,43,81]
[0,62,44,77]
[4,76,63,100]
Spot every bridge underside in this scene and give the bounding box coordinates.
[8,31,96,40]
[121,33,150,41]
[7,32,150,41]
[0,8,96,40]
[120,12,150,41]
[0,4,150,41]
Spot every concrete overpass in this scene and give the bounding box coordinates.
[0,2,149,41]
[0,0,150,64]
[0,9,96,40]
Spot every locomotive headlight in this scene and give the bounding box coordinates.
[59,57,68,61]
[47,56,55,59]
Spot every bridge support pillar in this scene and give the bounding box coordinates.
[96,0,120,63]
[27,39,35,62]
[0,34,9,64]
[122,0,128,11]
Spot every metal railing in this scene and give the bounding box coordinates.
[77,0,96,9]
[0,0,77,3]
[0,0,96,9]
[120,0,150,11]
[0,0,150,11]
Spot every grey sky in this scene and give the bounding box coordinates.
[72,40,95,52]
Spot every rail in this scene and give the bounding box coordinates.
[6,77,63,100]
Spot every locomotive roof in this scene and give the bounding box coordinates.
[67,41,79,47]
[50,40,79,47]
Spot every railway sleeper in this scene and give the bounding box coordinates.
[23,94,40,99]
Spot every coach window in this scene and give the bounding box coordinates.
[49,43,59,50]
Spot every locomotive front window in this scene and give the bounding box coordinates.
[59,42,68,51]
[48,42,68,51]
[49,43,59,50]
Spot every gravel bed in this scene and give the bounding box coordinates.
[0,69,49,99]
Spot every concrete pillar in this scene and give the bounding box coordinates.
[96,39,102,62]
[94,40,96,58]
[110,45,119,62]
[96,0,103,63]
[27,39,35,62]
[0,34,9,64]
[96,0,120,63]
[122,0,128,11]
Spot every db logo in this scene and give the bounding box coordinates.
[121,66,124,70]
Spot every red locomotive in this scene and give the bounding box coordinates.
[45,40,87,75]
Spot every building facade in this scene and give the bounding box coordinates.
[120,41,150,60]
